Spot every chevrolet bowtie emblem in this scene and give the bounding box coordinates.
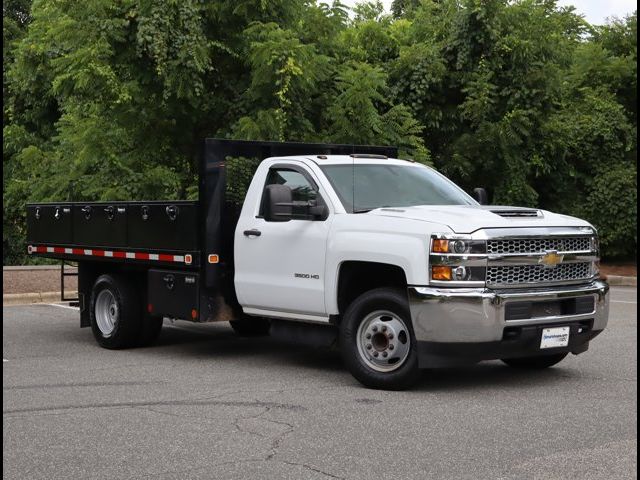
[539,250,564,268]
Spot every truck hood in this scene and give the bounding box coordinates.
[366,205,593,234]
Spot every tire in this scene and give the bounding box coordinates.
[229,315,271,337]
[501,352,568,369]
[340,288,420,390]
[89,274,141,349]
[137,316,163,347]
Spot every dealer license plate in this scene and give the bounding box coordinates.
[540,327,570,349]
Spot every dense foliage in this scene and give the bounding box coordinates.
[3,0,637,263]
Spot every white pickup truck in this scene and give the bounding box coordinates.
[27,139,610,389]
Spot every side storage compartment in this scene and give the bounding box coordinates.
[26,203,73,245]
[72,203,128,247]
[148,269,200,321]
[128,202,198,251]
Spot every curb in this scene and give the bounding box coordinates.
[604,275,637,287]
[3,291,77,306]
[3,265,74,271]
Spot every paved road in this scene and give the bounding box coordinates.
[3,287,637,479]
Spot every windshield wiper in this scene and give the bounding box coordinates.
[353,206,392,213]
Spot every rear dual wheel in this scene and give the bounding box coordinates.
[90,274,162,349]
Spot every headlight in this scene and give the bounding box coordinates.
[430,237,486,255]
[452,240,467,254]
[429,235,486,285]
[453,266,468,281]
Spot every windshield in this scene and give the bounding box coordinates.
[320,164,476,213]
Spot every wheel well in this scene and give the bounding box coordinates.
[337,261,407,316]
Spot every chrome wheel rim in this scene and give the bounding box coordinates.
[95,290,119,337]
[356,310,411,373]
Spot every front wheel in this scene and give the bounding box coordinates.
[501,352,568,369]
[340,288,420,390]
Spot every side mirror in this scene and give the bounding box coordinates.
[263,184,293,222]
[473,187,488,205]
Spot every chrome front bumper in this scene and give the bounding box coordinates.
[408,280,609,343]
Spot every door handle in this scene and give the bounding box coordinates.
[243,229,262,237]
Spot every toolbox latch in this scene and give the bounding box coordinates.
[166,205,179,221]
[81,206,92,220]
[163,274,175,290]
[104,206,115,221]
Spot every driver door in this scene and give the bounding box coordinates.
[234,164,332,318]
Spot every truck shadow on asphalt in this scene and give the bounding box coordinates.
[12,305,596,393]
[39,316,581,393]
[152,323,346,373]
[414,365,574,392]
[142,322,578,392]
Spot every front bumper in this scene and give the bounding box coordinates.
[408,280,609,367]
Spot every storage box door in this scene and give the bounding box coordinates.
[128,203,198,251]
[72,203,127,247]
[147,269,200,321]
[26,204,73,245]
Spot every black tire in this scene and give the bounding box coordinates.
[501,352,568,369]
[340,288,420,390]
[89,274,141,349]
[229,315,271,337]
[137,316,163,347]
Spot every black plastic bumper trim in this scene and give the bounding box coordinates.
[417,324,602,368]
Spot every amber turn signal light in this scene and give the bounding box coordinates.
[432,239,449,253]
[432,266,452,280]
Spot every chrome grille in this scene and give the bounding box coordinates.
[487,262,592,286]
[487,237,592,254]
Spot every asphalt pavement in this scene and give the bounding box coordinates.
[3,287,637,479]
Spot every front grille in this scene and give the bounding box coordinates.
[487,262,592,286]
[487,237,592,254]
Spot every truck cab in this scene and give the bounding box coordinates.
[26,140,609,390]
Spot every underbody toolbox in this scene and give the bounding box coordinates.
[147,269,200,320]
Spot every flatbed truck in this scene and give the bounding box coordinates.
[26,139,610,389]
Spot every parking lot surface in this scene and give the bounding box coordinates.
[3,287,637,479]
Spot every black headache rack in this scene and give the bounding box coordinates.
[26,139,397,317]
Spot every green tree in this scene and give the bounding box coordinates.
[3,1,637,262]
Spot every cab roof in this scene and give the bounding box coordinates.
[266,154,419,166]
